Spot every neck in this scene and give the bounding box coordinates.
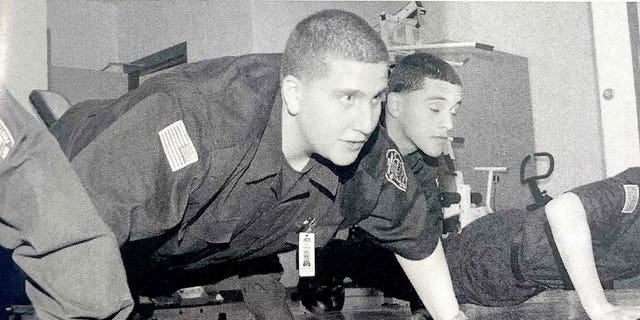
[281,105,311,172]
[385,118,416,156]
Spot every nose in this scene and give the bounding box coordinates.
[353,102,380,136]
[441,112,454,131]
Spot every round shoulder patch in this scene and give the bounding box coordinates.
[385,149,407,192]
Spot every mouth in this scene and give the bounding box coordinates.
[433,136,452,142]
[434,136,465,144]
[342,140,366,151]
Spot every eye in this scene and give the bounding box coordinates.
[339,94,356,105]
[427,101,443,113]
[371,94,384,105]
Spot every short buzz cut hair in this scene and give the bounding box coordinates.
[280,9,389,81]
[388,53,461,93]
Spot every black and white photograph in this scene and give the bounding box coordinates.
[1,1,640,319]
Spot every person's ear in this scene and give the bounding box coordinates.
[281,75,302,116]
[386,92,403,119]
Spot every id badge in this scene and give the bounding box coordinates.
[298,232,315,277]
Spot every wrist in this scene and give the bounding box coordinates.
[584,300,614,317]
[451,310,468,320]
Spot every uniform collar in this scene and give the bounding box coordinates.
[244,94,339,197]
[404,150,441,182]
[356,126,395,178]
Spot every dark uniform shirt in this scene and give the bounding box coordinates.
[305,149,447,311]
[149,94,341,270]
[51,53,440,286]
[444,167,640,306]
[51,54,341,273]
[340,128,444,260]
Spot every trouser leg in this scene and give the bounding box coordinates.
[0,88,134,320]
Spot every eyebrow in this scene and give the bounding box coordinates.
[333,89,361,97]
[424,95,453,102]
[333,87,388,98]
[373,87,388,98]
[425,99,462,111]
[425,94,462,101]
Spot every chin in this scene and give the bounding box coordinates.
[329,153,359,167]
[420,145,445,158]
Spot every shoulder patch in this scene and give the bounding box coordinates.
[622,184,639,213]
[385,149,407,192]
[159,120,198,172]
[0,117,14,161]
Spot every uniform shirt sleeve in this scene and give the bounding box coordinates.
[355,150,443,260]
[49,98,115,159]
[70,91,209,245]
[569,167,640,247]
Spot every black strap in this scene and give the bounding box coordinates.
[510,245,527,283]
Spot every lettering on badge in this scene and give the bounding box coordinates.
[158,120,198,172]
[0,117,14,161]
[622,184,639,213]
[385,149,407,192]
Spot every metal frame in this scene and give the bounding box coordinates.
[122,42,188,90]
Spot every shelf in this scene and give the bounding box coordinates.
[386,42,523,67]
[388,42,494,52]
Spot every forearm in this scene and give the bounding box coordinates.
[545,193,608,315]
[395,239,461,320]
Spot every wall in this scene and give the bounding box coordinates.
[48,0,257,102]
[48,65,127,104]
[250,1,405,53]
[48,0,119,70]
[0,0,48,112]
[419,2,604,195]
[115,0,254,63]
[49,0,407,67]
[47,0,124,103]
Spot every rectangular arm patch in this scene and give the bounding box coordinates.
[622,184,639,213]
[159,120,198,172]
[0,118,14,160]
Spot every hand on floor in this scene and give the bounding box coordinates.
[587,303,640,320]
